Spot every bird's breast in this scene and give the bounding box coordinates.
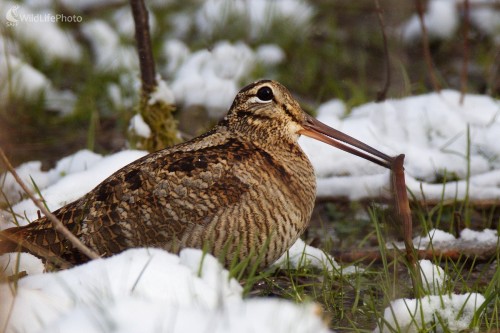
[210,141,316,266]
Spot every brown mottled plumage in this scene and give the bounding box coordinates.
[0,80,393,269]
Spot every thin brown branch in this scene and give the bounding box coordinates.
[316,196,500,209]
[334,245,498,264]
[460,0,470,105]
[391,154,421,297]
[374,0,391,102]
[130,0,156,97]
[0,149,99,261]
[487,48,500,95]
[391,155,413,259]
[415,0,441,92]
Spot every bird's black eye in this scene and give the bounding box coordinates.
[256,86,274,101]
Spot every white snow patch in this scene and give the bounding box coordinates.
[1,150,102,206]
[111,6,156,38]
[128,114,152,138]
[460,228,498,245]
[195,0,313,39]
[0,248,330,333]
[256,44,286,66]
[470,1,500,43]
[0,55,48,98]
[273,238,340,271]
[44,88,77,114]
[401,0,459,41]
[391,227,499,255]
[377,293,485,333]
[0,253,44,276]
[377,258,485,332]
[316,99,347,118]
[401,0,500,43]
[107,83,124,108]
[0,54,77,113]
[419,259,447,294]
[148,77,176,105]
[302,90,500,201]
[2,160,48,204]
[2,150,146,228]
[163,39,191,75]
[169,41,274,118]
[107,72,141,110]
[81,20,138,70]
[413,228,457,249]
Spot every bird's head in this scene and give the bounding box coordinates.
[225,80,393,169]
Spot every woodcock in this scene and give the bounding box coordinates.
[0,80,393,269]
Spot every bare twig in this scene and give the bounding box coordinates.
[374,0,391,102]
[487,48,500,95]
[0,149,100,261]
[128,0,179,151]
[391,154,421,297]
[334,246,498,264]
[415,0,441,92]
[391,155,414,261]
[460,0,470,104]
[130,0,156,97]
[316,196,500,209]
[453,211,463,238]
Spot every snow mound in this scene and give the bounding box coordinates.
[412,228,499,252]
[0,248,331,333]
[378,293,485,333]
[377,259,485,332]
[273,238,340,271]
[303,90,500,201]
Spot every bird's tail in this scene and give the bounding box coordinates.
[1,222,91,269]
[0,224,72,270]
[0,225,31,254]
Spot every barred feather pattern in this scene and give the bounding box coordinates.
[0,80,317,269]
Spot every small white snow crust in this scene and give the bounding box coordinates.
[128,114,152,138]
[377,292,485,333]
[274,238,336,269]
[418,259,447,294]
[412,228,499,250]
[376,258,486,332]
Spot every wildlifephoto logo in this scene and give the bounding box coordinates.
[5,5,20,26]
[5,5,83,27]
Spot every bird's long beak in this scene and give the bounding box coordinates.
[299,113,393,169]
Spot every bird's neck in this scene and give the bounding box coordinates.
[224,118,299,153]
